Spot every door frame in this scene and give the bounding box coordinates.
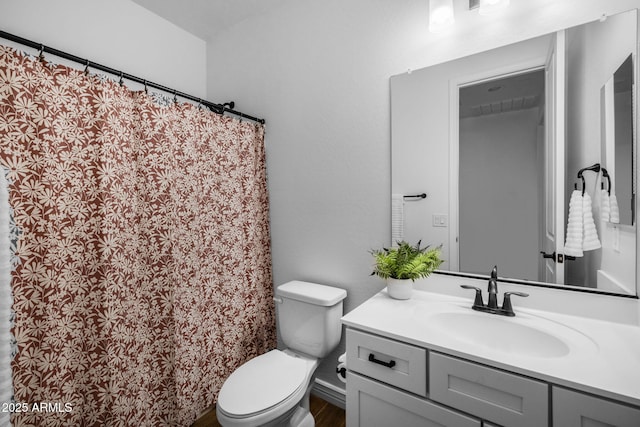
[448,58,547,275]
[543,30,566,284]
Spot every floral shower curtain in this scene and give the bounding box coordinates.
[0,45,276,426]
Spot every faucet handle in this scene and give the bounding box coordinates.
[501,291,529,316]
[460,285,484,309]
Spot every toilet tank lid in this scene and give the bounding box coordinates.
[276,281,347,306]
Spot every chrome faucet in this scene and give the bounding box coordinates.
[460,265,529,317]
[487,265,499,309]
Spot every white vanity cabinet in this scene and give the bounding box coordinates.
[346,327,640,427]
[342,290,640,427]
[345,327,548,427]
[346,328,480,427]
[347,373,480,427]
[429,352,548,427]
[345,329,427,397]
[552,387,640,427]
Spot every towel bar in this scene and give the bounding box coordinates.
[403,193,427,200]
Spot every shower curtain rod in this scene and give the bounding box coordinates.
[0,29,265,124]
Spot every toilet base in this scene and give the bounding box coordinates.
[289,406,314,427]
[261,376,317,426]
[224,404,313,427]
[280,372,315,427]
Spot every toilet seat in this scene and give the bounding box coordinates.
[217,350,316,424]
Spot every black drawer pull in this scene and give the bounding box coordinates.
[368,353,396,368]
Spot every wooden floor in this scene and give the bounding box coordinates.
[191,394,346,427]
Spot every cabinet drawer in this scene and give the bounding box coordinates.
[346,328,427,396]
[553,386,640,427]
[347,372,480,427]
[430,352,548,427]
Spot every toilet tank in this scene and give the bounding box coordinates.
[275,281,347,358]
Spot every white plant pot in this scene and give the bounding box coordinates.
[386,278,413,300]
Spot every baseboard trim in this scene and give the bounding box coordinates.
[312,378,346,409]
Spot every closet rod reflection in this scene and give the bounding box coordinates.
[0,29,265,124]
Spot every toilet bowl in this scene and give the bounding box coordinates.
[216,281,347,427]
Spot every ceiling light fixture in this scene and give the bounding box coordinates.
[429,0,455,33]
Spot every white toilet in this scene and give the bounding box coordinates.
[216,280,347,427]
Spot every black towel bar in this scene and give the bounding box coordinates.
[403,193,427,200]
[576,163,601,195]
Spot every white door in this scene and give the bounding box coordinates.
[542,31,566,284]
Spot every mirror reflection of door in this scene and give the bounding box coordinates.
[543,31,566,285]
[458,67,547,282]
[613,55,634,226]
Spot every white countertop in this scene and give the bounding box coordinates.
[342,289,640,407]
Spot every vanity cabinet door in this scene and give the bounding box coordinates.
[553,387,640,427]
[346,328,427,396]
[347,372,481,427]
[429,352,548,427]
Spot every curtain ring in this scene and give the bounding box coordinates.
[173,90,178,104]
[119,72,124,86]
[197,98,202,109]
[84,59,90,75]
[143,80,148,94]
[37,44,45,61]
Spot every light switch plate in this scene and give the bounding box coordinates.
[433,214,448,227]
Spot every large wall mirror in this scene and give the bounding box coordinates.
[391,9,638,296]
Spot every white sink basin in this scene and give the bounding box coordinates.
[424,310,598,359]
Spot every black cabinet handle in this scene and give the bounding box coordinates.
[368,353,396,368]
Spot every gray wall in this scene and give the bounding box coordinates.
[206,0,640,392]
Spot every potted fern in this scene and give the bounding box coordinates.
[371,240,443,299]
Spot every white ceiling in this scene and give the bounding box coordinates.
[131,0,288,41]
[132,0,546,117]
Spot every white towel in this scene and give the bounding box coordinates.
[609,193,620,224]
[582,192,601,251]
[0,170,12,427]
[391,194,404,246]
[600,189,610,222]
[564,190,584,257]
